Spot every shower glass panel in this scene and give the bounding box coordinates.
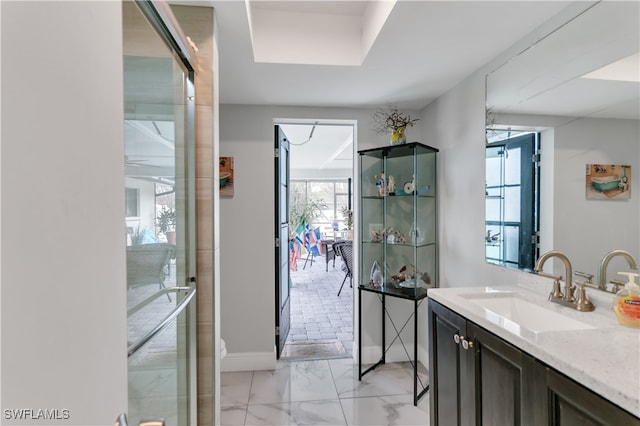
[123,2,196,424]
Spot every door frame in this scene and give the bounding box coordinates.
[273,118,358,360]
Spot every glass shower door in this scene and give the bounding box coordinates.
[123,2,196,425]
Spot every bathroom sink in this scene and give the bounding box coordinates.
[463,292,596,336]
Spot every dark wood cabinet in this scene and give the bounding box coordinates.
[428,299,640,426]
[467,322,540,426]
[428,300,536,426]
[428,298,472,426]
[537,363,640,426]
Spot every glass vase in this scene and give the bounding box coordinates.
[390,127,407,145]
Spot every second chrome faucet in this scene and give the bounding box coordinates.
[534,250,595,312]
[597,249,638,292]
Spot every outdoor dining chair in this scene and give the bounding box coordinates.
[126,243,175,301]
[334,241,353,296]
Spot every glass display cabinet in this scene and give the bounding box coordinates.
[357,142,438,405]
[359,142,438,295]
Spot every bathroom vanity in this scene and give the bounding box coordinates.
[428,285,640,425]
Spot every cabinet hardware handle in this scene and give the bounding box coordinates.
[453,334,461,344]
[461,338,474,350]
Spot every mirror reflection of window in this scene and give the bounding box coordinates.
[486,130,540,270]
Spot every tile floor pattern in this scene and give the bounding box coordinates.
[131,251,431,425]
[287,252,354,358]
[221,358,430,425]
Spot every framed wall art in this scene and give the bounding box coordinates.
[220,156,234,197]
[586,164,631,200]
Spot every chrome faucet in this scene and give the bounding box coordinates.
[534,250,595,311]
[534,250,574,302]
[597,249,638,291]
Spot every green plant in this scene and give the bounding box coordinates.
[341,206,353,230]
[289,190,326,236]
[156,206,176,234]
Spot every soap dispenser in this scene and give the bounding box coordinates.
[613,272,640,328]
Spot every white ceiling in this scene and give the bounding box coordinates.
[281,123,355,171]
[209,0,573,109]
[200,0,573,171]
[167,0,638,171]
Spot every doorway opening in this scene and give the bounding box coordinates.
[277,121,355,360]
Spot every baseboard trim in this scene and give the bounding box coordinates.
[221,351,276,372]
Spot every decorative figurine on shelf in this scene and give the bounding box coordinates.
[370,260,383,288]
[370,227,407,244]
[389,264,431,288]
[375,172,387,196]
[409,225,424,245]
[391,265,408,284]
[393,229,406,244]
[388,175,396,195]
[386,232,395,244]
[411,264,431,286]
[386,227,399,244]
[403,174,415,194]
[371,229,384,242]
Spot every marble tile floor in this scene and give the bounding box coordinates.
[221,358,430,426]
[287,252,354,359]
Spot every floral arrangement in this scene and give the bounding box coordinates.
[372,104,419,135]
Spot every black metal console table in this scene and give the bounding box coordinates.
[358,283,430,406]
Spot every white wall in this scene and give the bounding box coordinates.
[421,75,496,287]
[1,2,127,425]
[554,117,639,277]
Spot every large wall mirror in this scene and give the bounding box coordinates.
[485,1,640,288]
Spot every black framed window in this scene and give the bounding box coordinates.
[486,131,539,270]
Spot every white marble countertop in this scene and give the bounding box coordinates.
[428,282,640,417]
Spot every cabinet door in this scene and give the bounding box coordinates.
[467,322,541,426]
[537,363,640,426]
[428,300,474,426]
